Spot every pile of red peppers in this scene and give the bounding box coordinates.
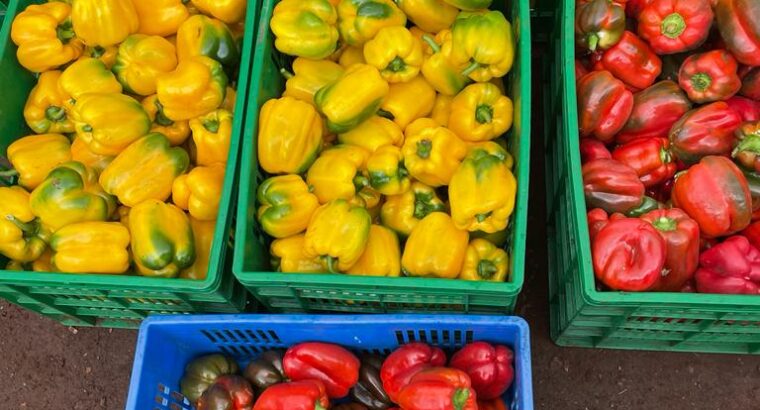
[576,0,760,294]
[178,340,516,410]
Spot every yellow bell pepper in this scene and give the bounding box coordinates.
[380,182,446,236]
[307,145,370,204]
[471,228,509,247]
[450,10,514,82]
[271,0,339,59]
[58,58,122,103]
[23,71,74,134]
[401,212,468,278]
[257,175,320,239]
[100,133,190,207]
[315,64,389,133]
[0,186,47,263]
[70,137,113,174]
[50,221,130,274]
[222,86,237,113]
[71,0,139,47]
[449,141,516,233]
[431,93,453,126]
[79,45,118,69]
[337,0,407,46]
[346,225,401,276]
[338,116,404,152]
[113,34,178,96]
[156,56,228,121]
[401,118,468,187]
[117,205,131,228]
[378,75,436,130]
[190,109,233,165]
[70,92,151,156]
[304,199,371,272]
[129,199,195,277]
[459,238,509,282]
[449,82,513,142]
[176,15,239,72]
[420,30,470,96]
[180,217,215,280]
[7,133,72,190]
[142,95,191,146]
[134,0,190,36]
[367,145,410,195]
[172,163,225,221]
[363,26,424,83]
[10,2,84,72]
[338,46,366,68]
[282,58,345,106]
[190,0,246,24]
[258,96,323,174]
[270,234,324,273]
[6,248,53,272]
[358,186,383,216]
[395,0,458,33]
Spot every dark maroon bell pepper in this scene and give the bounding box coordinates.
[583,158,645,214]
[575,0,627,52]
[740,66,760,101]
[695,235,760,294]
[577,70,634,142]
[616,81,692,144]
[668,101,742,165]
[580,138,612,164]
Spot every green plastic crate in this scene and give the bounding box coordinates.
[233,0,531,314]
[544,0,760,354]
[0,0,259,328]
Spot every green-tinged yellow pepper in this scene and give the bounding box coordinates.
[367,145,410,195]
[402,118,468,186]
[378,75,436,130]
[0,186,47,262]
[449,82,513,142]
[191,0,246,24]
[50,221,130,274]
[180,217,215,280]
[157,56,228,121]
[282,58,345,106]
[100,133,190,207]
[346,225,400,276]
[380,181,446,236]
[71,0,139,47]
[129,199,195,277]
[30,161,116,231]
[24,71,74,134]
[420,30,470,95]
[315,64,389,133]
[339,46,366,68]
[6,248,53,272]
[113,34,178,96]
[338,116,404,152]
[363,26,423,83]
[471,228,509,247]
[70,137,113,174]
[176,15,239,72]
[70,92,151,156]
[304,199,371,272]
[10,2,83,72]
[358,186,383,216]
[7,134,72,190]
[79,45,118,69]
[271,0,339,59]
[450,10,514,82]
[395,0,458,33]
[271,234,324,273]
[431,93,453,126]
[443,0,492,11]
[257,175,320,239]
[449,141,516,233]
[258,96,323,174]
[459,238,508,282]
[142,95,191,146]
[401,212,468,278]
[307,145,370,204]
[58,58,122,102]
[337,0,406,46]
[133,0,190,36]
[190,109,233,165]
[172,163,225,221]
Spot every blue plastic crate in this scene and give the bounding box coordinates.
[126,314,534,410]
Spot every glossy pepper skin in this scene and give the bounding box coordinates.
[420,30,470,96]
[443,0,492,10]
[367,146,410,196]
[740,67,760,101]
[450,10,514,82]
[270,234,324,273]
[641,208,700,291]
[402,212,469,278]
[177,15,240,73]
[113,35,178,96]
[133,0,189,36]
[695,235,760,294]
[71,141,110,176]
[180,217,215,280]
[173,163,225,221]
[715,0,760,67]
[257,175,320,239]
[306,145,370,204]
[304,199,371,272]
[672,156,752,238]
[30,162,116,231]
[582,159,645,214]
[432,94,453,126]
[378,76,436,131]
[10,2,83,72]
[616,81,692,144]
[80,45,118,69]
[315,64,390,133]
[395,0,457,33]
[449,342,514,400]
[577,71,633,143]
[100,133,190,207]
[402,118,468,187]
[364,26,423,83]
[380,182,446,236]
[244,350,286,392]
[449,82,513,142]
[575,0,626,52]
[338,116,404,152]
[668,102,741,165]
[638,0,713,55]
[7,133,71,190]
[284,342,360,398]
[24,71,74,134]
[726,96,760,122]
[253,380,330,410]
[49,222,130,274]
[678,50,741,103]
[338,0,406,47]
[181,354,240,403]
[191,0,246,24]
[70,92,151,156]
[129,199,195,277]
[58,58,122,102]
[71,0,139,47]
[346,225,401,277]
[258,96,323,174]
[380,343,446,403]
[612,138,676,187]
[0,186,47,263]
[733,122,760,173]
[271,0,339,59]
[196,375,255,410]
[349,354,393,410]
[459,239,509,282]
[282,58,345,106]
[142,95,191,146]
[396,367,477,410]
[157,56,228,121]
[591,31,662,90]
[580,138,611,164]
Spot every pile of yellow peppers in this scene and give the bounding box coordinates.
[0,0,247,279]
[257,0,517,282]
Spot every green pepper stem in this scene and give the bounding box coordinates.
[0,170,19,178]
[324,256,339,274]
[659,146,672,164]
[398,163,409,179]
[89,46,106,58]
[45,106,66,122]
[690,73,712,92]
[377,108,395,120]
[315,402,327,410]
[5,215,37,235]
[733,135,760,157]
[461,60,481,77]
[153,100,174,127]
[587,34,599,52]
[661,13,686,39]
[475,104,494,124]
[203,117,221,133]
[452,388,470,410]
[475,211,493,223]
[386,56,407,73]
[413,192,437,219]
[421,34,441,54]
[56,20,75,44]
[416,139,433,159]
[477,260,498,280]
[81,124,93,132]
[652,216,677,232]
[353,174,369,190]
[279,67,294,80]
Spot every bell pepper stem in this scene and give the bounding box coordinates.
[398,163,409,179]
[386,57,406,73]
[421,34,441,54]
[475,211,493,223]
[279,67,294,80]
[477,260,498,280]
[413,192,436,219]
[89,46,106,58]
[661,13,686,39]
[652,216,677,232]
[452,388,470,410]
[315,402,327,410]
[377,108,395,120]
[659,147,672,164]
[416,139,432,159]
[81,124,93,132]
[324,256,339,274]
[353,174,369,190]
[475,104,494,124]
[461,60,481,77]
[733,135,760,157]
[690,73,712,92]
[0,169,19,178]
[5,215,37,235]
[153,100,175,127]
[56,20,75,44]
[203,117,221,133]
[45,106,66,122]
[587,34,599,52]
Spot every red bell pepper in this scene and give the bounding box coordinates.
[741,220,760,249]
[641,208,700,291]
[580,138,611,164]
[197,375,255,410]
[612,137,676,188]
[283,342,360,398]
[396,368,477,410]
[733,121,760,172]
[715,0,760,67]
[582,158,645,214]
[591,31,662,90]
[646,177,674,203]
[668,102,742,165]
[626,0,652,18]
[740,67,760,101]
[672,156,752,238]
[575,0,627,52]
[477,400,507,410]
[253,380,329,410]
[616,81,691,144]
[577,71,634,142]
[588,208,610,241]
[592,217,667,291]
[638,0,714,55]
[725,96,760,122]
[575,59,590,81]
[694,235,760,294]
[380,343,446,403]
[677,50,741,103]
[449,342,514,401]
